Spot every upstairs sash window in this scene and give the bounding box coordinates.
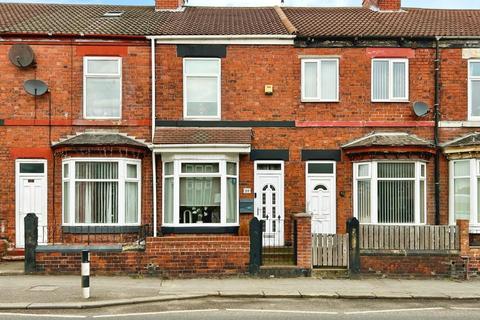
[183,58,221,120]
[372,59,409,102]
[83,57,122,119]
[301,59,339,102]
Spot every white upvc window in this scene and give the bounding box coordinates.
[62,158,141,226]
[450,159,480,232]
[162,154,239,227]
[371,58,409,102]
[354,161,426,225]
[301,58,339,102]
[83,57,122,119]
[183,58,221,120]
[468,60,480,120]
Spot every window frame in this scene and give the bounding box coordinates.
[353,161,426,225]
[449,159,480,232]
[468,60,480,121]
[162,154,239,227]
[83,56,122,120]
[301,58,340,103]
[183,58,222,121]
[371,58,409,103]
[62,158,141,226]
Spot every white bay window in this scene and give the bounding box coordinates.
[372,58,409,102]
[450,159,480,232]
[354,161,426,224]
[62,158,141,225]
[162,155,238,226]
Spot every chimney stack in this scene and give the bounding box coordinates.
[156,0,184,11]
[363,0,401,11]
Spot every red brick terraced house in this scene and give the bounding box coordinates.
[1,0,480,277]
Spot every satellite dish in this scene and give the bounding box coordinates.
[412,101,429,117]
[24,80,48,96]
[8,44,35,68]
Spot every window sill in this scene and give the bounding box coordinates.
[161,226,239,234]
[371,100,410,103]
[62,226,140,234]
[301,99,340,103]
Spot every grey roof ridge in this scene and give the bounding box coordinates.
[441,131,480,148]
[51,131,149,147]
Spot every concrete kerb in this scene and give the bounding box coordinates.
[2,292,480,310]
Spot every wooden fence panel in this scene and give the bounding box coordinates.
[312,234,349,268]
[359,225,459,252]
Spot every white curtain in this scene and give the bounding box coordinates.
[377,163,415,224]
[392,62,406,98]
[357,180,371,223]
[304,62,318,98]
[180,177,221,207]
[227,177,237,223]
[471,81,480,117]
[321,60,338,100]
[63,181,70,224]
[125,182,138,224]
[164,177,174,224]
[373,60,389,100]
[75,162,119,224]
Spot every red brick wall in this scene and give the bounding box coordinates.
[363,0,401,11]
[295,214,312,269]
[36,235,250,277]
[361,255,465,278]
[0,38,151,244]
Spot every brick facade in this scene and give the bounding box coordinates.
[36,235,250,277]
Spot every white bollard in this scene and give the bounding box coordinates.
[81,250,90,299]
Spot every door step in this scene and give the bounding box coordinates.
[1,255,24,262]
[259,266,310,278]
[312,268,349,279]
[263,246,295,266]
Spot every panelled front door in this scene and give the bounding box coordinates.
[306,162,336,234]
[254,161,284,247]
[15,160,48,248]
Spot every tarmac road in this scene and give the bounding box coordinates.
[1,297,480,320]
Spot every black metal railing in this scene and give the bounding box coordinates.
[37,224,153,246]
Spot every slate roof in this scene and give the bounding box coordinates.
[282,7,480,38]
[442,133,480,148]
[52,132,149,148]
[342,132,433,149]
[1,3,480,38]
[154,127,252,145]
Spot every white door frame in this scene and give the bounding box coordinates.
[254,160,285,246]
[305,161,336,234]
[15,159,48,248]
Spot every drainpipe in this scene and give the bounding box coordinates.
[150,37,158,237]
[434,36,442,225]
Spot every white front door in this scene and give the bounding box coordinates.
[306,162,336,234]
[254,162,284,247]
[16,160,48,248]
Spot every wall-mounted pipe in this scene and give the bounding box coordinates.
[434,36,442,225]
[150,38,158,237]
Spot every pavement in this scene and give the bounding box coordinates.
[2,271,480,309]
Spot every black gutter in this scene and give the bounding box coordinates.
[434,36,441,226]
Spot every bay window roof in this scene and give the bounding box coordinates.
[342,132,435,156]
[154,127,252,146]
[52,132,149,149]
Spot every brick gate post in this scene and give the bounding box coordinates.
[294,213,312,269]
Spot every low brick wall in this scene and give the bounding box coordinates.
[35,235,250,278]
[361,254,465,278]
